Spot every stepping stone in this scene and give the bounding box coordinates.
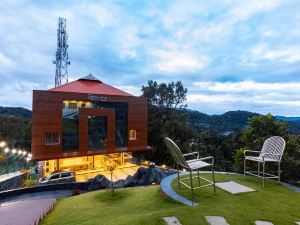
[163,216,182,225]
[205,216,230,225]
[295,222,300,225]
[216,181,255,194]
[255,221,274,225]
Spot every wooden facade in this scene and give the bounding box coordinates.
[31,90,148,161]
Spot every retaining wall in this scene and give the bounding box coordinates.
[0,172,24,192]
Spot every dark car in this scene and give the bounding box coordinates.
[38,171,76,184]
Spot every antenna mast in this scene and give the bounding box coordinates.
[53,17,70,87]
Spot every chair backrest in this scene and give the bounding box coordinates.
[164,137,188,168]
[260,136,286,162]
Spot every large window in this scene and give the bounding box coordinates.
[61,100,128,152]
[88,116,108,150]
[62,106,79,152]
[92,102,128,148]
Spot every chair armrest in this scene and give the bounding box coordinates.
[261,153,281,161]
[183,152,199,159]
[198,156,214,164]
[244,150,260,156]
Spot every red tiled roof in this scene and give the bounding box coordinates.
[49,76,133,96]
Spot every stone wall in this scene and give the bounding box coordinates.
[0,172,24,192]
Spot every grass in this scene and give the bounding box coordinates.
[41,173,300,225]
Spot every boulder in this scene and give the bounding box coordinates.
[87,167,176,191]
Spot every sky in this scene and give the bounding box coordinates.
[1,0,300,116]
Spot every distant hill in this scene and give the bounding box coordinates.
[0,107,32,119]
[1,106,300,134]
[187,110,259,134]
[276,116,300,122]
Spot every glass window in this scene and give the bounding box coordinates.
[50,174,59,180]
[88,116,108,151]
[69,103,77,109]
[92,102,128,148]
[129,129,137,140]
[45,132,60,145]
[61,173,71,178]
[62,108,79,152]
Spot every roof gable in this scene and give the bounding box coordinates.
[49,75,133,96]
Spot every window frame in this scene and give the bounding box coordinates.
[45,132,60,146]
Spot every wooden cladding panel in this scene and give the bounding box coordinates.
[32,90,148,161]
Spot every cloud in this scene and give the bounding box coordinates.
[150,50,209,73]
[0,81,44,109]
[0,0,300,116]
[193,80,300,93]
[250,44,300,63]
[0,52,15,68]
[188,80,300,115]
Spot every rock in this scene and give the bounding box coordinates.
[86,167,176,191]
[87,175,111,191]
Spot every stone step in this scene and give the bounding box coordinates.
[255,221,274,225]
[205,216,230,225]
[163,216,182,225]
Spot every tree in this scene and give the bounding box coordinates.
[234,114,300,184]
[141,80,191,165]
[243,113,287,149]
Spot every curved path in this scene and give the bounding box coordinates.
[160,172,198,207]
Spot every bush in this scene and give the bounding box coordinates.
[22,179,37,187]
[72,189,81,196]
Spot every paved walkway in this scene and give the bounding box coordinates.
[0,198,56,225]
[160,172,198,207]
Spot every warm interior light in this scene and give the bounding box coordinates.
[18,150,22,155]
[12,149,17,154]
[22,151,27,155]
[129,129,137,140]
[4,147,9,153]
[0,141,6,148]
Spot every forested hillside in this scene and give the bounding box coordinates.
[187,110,259,133]
[0,106,32,119]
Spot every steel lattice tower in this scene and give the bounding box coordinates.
[53,17,70,87]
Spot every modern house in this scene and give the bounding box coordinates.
[31,74,149,176]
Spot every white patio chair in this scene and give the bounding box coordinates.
[244,136,286,187]
[164,137,216,197]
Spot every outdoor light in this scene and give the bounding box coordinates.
[28,153,32,158]
[0,141,6,148]
[22,151,27,155]
[12,149,17,154]
[18,150,22,155]
[4,147,9,153]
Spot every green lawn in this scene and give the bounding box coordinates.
[41,173,300,225]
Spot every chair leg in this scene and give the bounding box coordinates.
[177,163,180,189]
[263,162,265,188]
[189,171,194,197]
[197,169,200,186]
[212,164,216,193]
[258,161,260,177]
[244,158,246,176]
[278,162,281,183]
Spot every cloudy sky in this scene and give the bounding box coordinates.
[1,0,300,115]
